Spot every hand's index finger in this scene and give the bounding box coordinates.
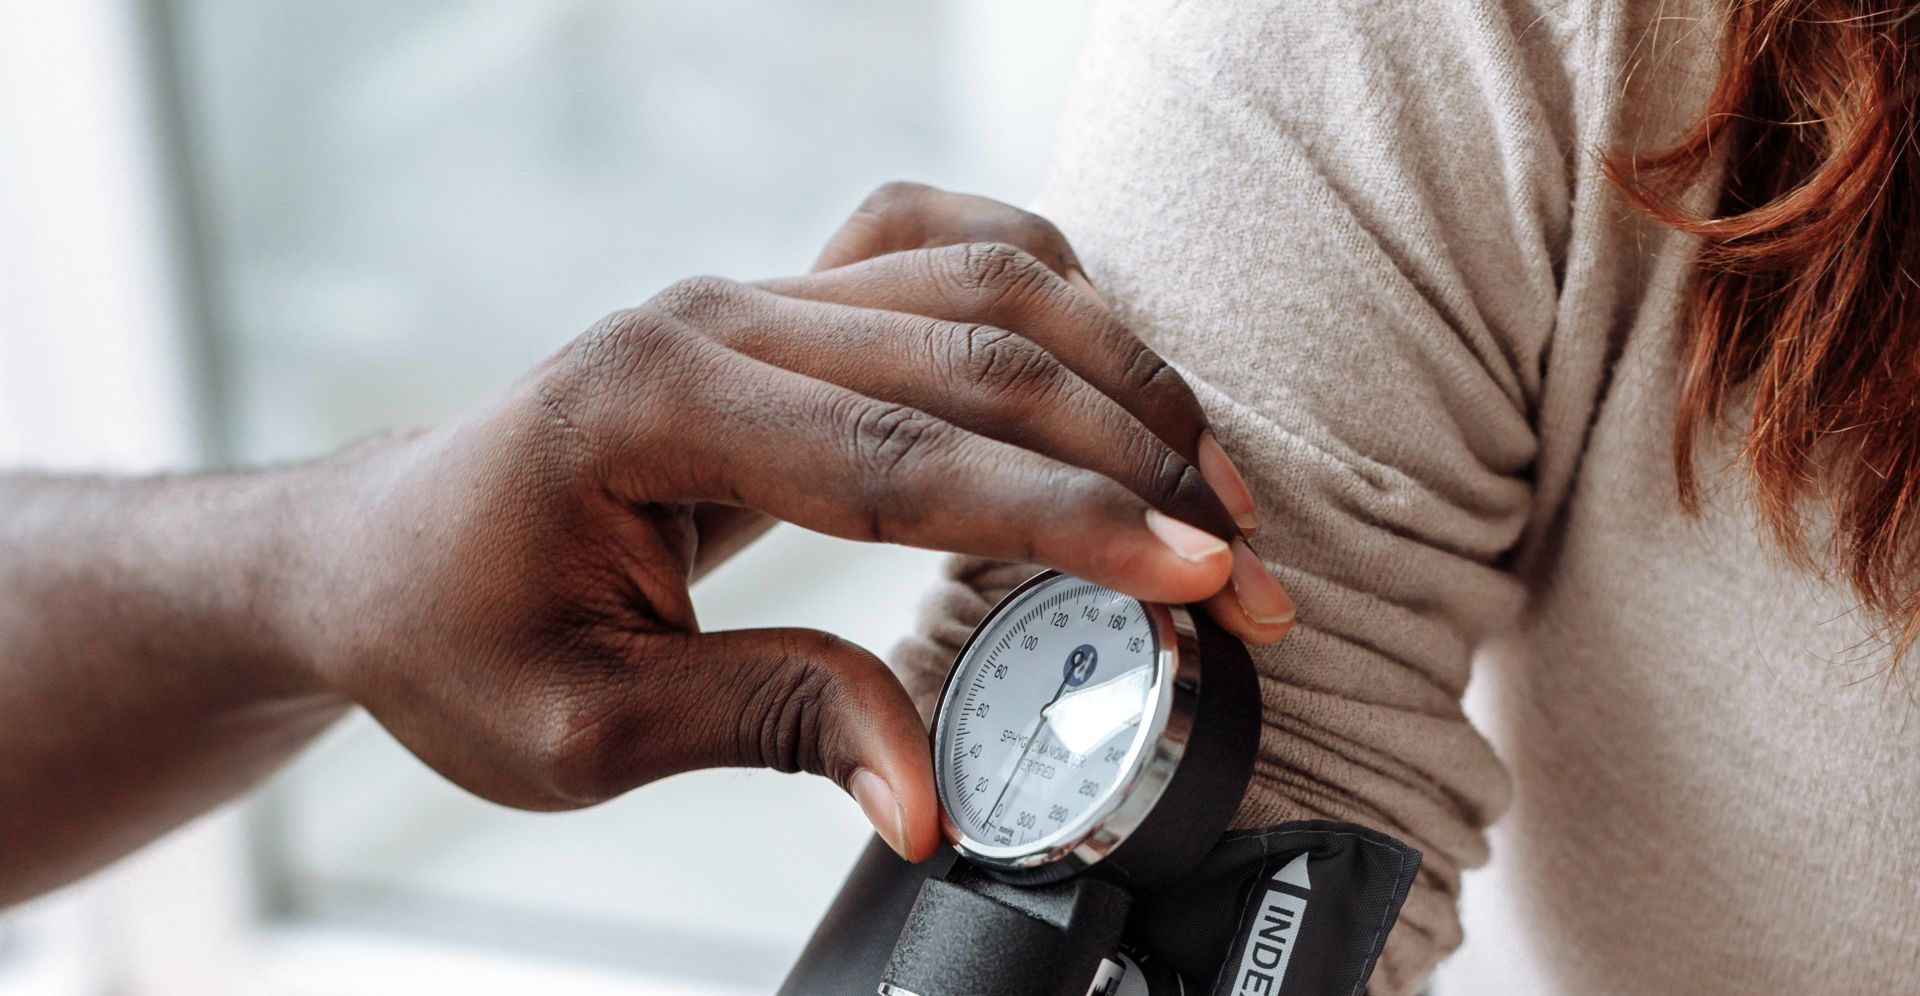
[581,334,1234,607]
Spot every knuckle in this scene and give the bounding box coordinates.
[1121,347,1195,422]
[845,402,948,541]
[568,307,688,379]
[944,323,1058,400]
[556,308,706,428]
[850,401,946,482]
[951,242,1053,304]
[651,274,746,324]
[1143,445,1211,516]
[1122,346,1176,395]
[735,634,851,775]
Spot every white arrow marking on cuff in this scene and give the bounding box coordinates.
[1272,852,1311,891]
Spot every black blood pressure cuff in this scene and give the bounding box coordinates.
[1127,820,1421,995]
[777,819,1419,996]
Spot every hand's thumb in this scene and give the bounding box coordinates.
[667,627,939,862]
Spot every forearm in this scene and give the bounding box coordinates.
[0,465,349,905]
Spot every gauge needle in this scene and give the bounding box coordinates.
[985,670,1075,827]
[1037,666,1150,755]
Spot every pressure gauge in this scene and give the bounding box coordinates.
[930,571,1259,890]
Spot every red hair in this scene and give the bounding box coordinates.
[1608,0,1920,658]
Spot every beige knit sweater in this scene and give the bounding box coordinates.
[892,1,1920,992]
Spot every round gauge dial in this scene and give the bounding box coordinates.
[933,573,1171,864]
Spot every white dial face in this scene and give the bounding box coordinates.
[935,575,1165,855]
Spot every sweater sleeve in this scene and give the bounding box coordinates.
[891,1,1590,990]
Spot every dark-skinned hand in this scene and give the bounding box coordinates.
[285,183,1293,860]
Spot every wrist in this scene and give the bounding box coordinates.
[264,429,429,703]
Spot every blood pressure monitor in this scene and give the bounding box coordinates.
[880,571,1261,996]
[931,571,1259,889]
[782,570,1419,996]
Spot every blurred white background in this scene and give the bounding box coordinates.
[0,1,1092,993]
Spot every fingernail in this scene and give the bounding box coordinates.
[1146,509,1229,563]
[1230,539,1294,626]
[1197,431,1260,536]
[1064,266,1106,306]
[850,769,908,859]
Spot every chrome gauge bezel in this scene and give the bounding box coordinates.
[930,571,1204,882]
